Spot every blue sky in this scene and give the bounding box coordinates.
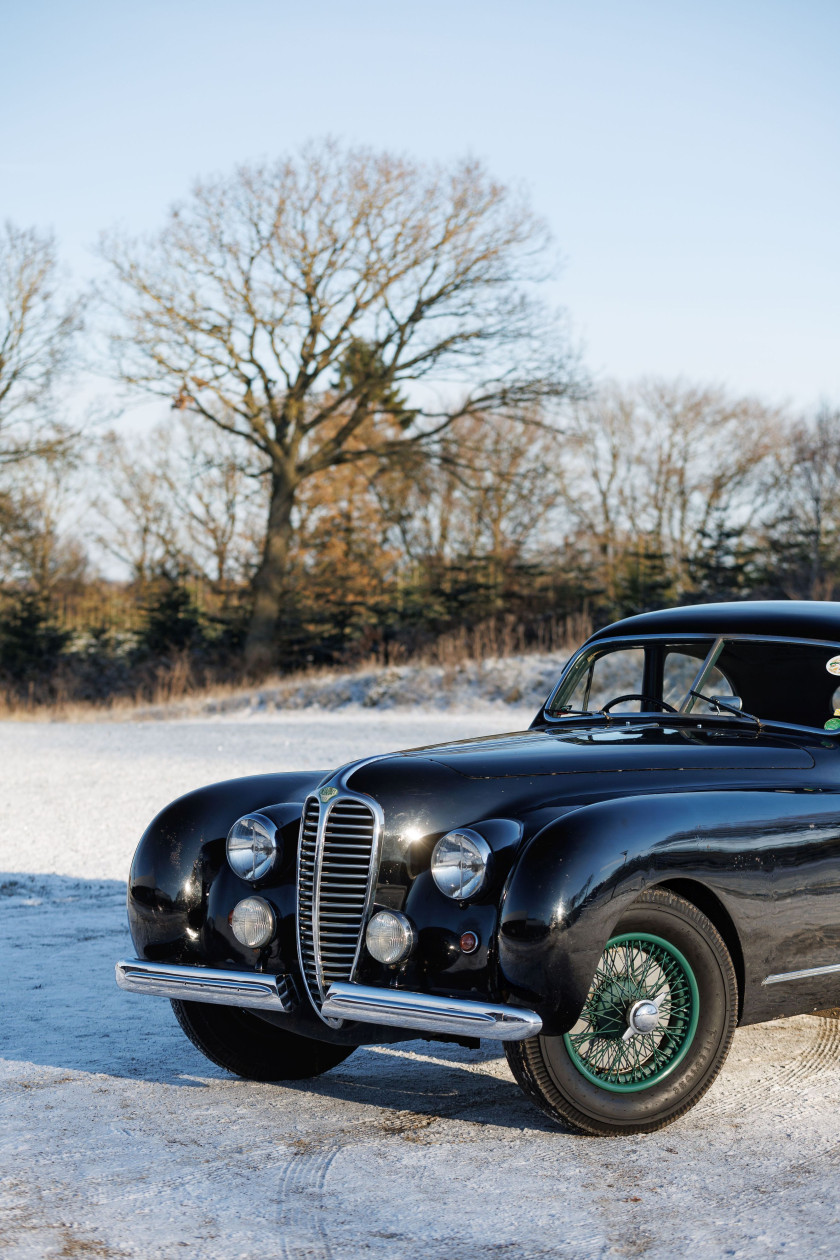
[2,0,837,408]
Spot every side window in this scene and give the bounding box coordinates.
[563,648,646,712]
[663,651,734,710]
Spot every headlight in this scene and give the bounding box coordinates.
[230,896,276,948]
[365,910,416,964]
[226,813,279,881]
[431,829,492,900]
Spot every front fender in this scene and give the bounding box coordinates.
[127,770,324,963]
[498,791,768,1034]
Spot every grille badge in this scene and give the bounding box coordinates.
[319,785,338,802]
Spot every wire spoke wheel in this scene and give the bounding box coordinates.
[564,932,699,1092]
[504,889,738,1135]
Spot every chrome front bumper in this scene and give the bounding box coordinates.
[116,960,542,1041]
[321,981,542,1041]
[115,959,296,1012]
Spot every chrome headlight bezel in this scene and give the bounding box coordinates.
[430,828,493,901]
[226,812,280,882]
[365,910,417,965]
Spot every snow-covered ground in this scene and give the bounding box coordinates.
[2,711,839,1259]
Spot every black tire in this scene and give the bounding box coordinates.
[505,888,738,1136]
[171,1000,356,1082]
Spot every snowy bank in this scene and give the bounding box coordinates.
[132,650,574,721]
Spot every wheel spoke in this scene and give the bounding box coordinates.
[563,930,700,1092]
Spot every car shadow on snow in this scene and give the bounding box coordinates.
[278,1048,564,1135]
[0,870,562,1130]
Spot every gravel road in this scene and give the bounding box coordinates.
[1,713,839,1258]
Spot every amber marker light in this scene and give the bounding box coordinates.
[459,931,479,954]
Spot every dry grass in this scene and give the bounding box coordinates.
[0,613,589,722]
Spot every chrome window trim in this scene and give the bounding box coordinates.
[543,632,840,735]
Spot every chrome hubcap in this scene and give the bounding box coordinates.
[626,998,660,1036]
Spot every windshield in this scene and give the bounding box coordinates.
[546,636,840,732]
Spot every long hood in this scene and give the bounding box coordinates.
[352,721,814,784]
[340,721,815,863]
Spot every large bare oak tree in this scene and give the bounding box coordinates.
[100,141,577,671]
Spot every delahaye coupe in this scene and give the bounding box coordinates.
[116,601,840,1134]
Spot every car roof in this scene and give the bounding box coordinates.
[587,600,840,646]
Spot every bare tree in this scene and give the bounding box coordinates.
[760,404,840,598]
[100,140,578,669]
[561,380,781,603]
[0,222,82,467]
[93,430,179,583]
[95,418,265,587]
[373,410,565,591]
[636,380,781,587]
[0,463,88,594]
[163,418,266,587]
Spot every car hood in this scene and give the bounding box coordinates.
[354,721,815,782]
[338,721,817,900]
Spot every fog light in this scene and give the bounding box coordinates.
[365,910,416,965]
[230,897,275,948]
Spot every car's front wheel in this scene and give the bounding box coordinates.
[171,1000,356,1081]
[505,888,738,1135]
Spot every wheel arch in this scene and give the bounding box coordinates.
[651,878,745,1021]
[499,790,764,1033]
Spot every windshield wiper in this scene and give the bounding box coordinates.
[548,708,598,717]
[687,689,762,732]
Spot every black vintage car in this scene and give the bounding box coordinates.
[116,601,840,1134]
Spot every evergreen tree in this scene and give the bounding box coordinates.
[0,594,70,682]
[613,539,673,617]
[135,578,203,659]
[687,515,757,602]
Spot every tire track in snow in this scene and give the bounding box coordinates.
[721,1136,840,1220]
[272,1108,608,1260]
[699,1013,840,1119]
[276,1140,342,1260]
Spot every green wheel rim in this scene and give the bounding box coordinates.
[563,932,700,1093]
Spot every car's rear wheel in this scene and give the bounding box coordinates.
[505,888,738,1135]
[171,1000,356,1081]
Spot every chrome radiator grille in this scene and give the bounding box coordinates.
[297,795,379,1012]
